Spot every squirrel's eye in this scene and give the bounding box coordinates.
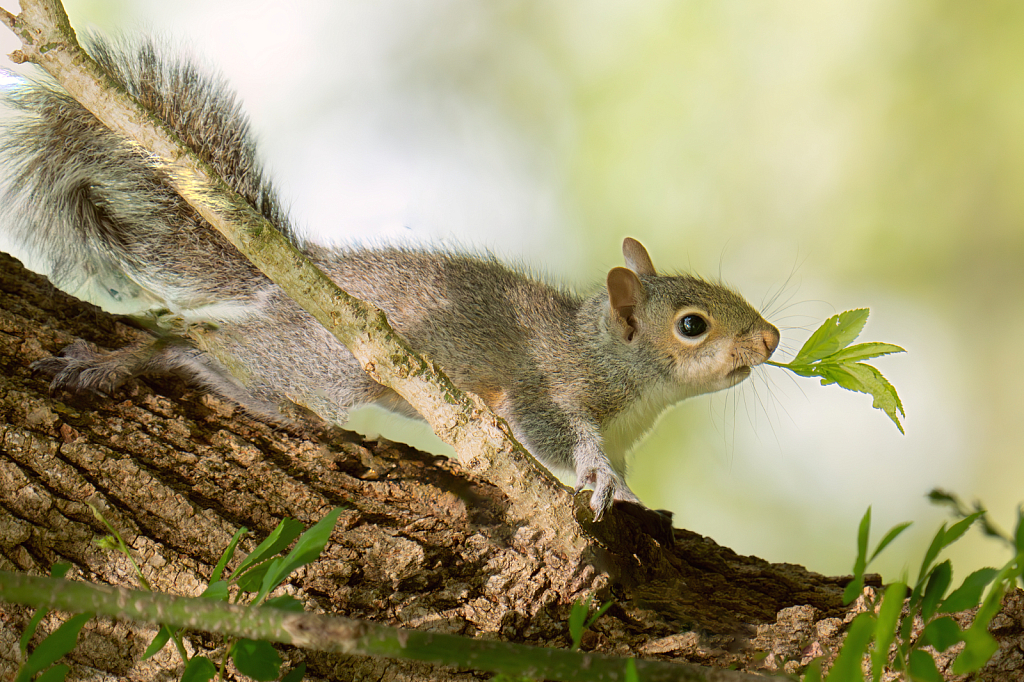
[677,314,708,338]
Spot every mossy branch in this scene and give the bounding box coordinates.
[0,571,780,682]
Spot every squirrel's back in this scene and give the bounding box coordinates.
[0,36,289,318]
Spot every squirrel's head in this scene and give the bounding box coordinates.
[607,238,780,395]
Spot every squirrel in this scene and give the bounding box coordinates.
[0,36,780,522]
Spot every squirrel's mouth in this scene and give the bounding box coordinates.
[726,365,752,385]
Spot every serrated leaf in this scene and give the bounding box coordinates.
[181,655,217,682]
[17,613,92,682]
[870,522,912,563]
[820,342,906,364]
[232,639,282,681]
[944,511,983,549]
[141,625,172,660]
[908,649,943,682]
[940,567,999,613]
[814,362,905,434]
[826,611,874,682]
[256,508,343,603]
[919,617,963,652]
[921,560,952,621]
[791,309,870,365]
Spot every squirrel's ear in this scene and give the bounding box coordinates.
[607,266,644,342]
[622,237,657,276]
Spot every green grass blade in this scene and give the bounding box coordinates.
[257,508,343,602]
[211,526,248,584]
[229,518,305,581]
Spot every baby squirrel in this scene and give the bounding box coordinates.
[0,37,780,521]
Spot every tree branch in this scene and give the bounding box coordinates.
[0,571,783,682]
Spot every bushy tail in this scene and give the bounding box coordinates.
[0,36,293,318]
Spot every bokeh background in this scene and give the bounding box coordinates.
[2,0,1022,583]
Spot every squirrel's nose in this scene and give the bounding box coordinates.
[762,326,780,357]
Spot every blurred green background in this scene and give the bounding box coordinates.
[2,1,1022,582]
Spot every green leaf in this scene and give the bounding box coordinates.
[569,597,589,649]
[803,659,823,682]
[792,309,870,365]
[907,649,943,682]
[231,639,283,681]
[229,518,305,581]
[813,363,906,434]
[585,600,613,630]
[20,564,72,658]
[869,522,912,563]
[843,508,871,605]
[842,575,865,607]
[625,657,639,682]
[34,665,71,682]
[919,617,962,653]
[141,625,172,660]
[944,511,984,549]
[180,655,217,682]
[940,567,999,613]
[237,563,273,593]
[211,526,248,584]
[256,508,343,603]
[825,611,874,682]
[264,595,305,612]
[200,580,230,601]
[921,560,952,621]
[820,342,906,364]
[952,625,1000,674]
[871,582,907,679]
[917,523,948,590]
[17,613,92,682]
[1014,505,1024,555]
[281,662,307,682]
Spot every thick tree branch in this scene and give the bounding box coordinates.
[0,0,589,555]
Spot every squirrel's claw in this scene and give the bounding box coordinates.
[575,465,640,522]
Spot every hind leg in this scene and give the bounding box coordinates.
[33,337,287,424]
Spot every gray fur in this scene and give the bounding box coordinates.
[0,37,780,522]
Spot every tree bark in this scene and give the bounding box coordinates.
[0,253,1021,681]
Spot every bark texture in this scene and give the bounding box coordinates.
[0,252,1021,681]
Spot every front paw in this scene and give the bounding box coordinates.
[574,465,636,522]
[32,340,130,397]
